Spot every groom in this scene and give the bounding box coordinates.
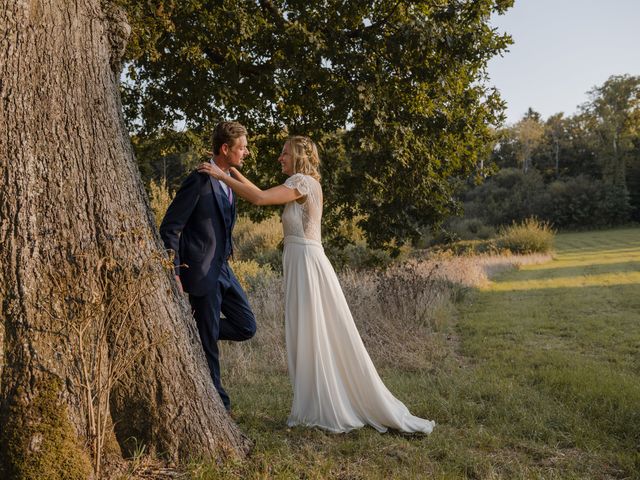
[160,121,256,412]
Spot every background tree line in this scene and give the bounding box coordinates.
[449,74,640,239]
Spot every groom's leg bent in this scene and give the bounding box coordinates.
[188,290,231,410]
[219,263,256,342]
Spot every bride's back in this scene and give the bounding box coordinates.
[281,173,323,243]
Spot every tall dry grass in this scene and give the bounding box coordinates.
[221,250,550,381]
[426,251,553,287]
[148,177,173,229]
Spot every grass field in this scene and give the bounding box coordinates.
[189,228,640,479]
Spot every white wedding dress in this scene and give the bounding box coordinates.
[281,173,435,434]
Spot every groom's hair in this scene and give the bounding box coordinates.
[212,121,248,155]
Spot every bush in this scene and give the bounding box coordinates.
[541,176,603,228]
[232,215,282,270]
[433,239,502,256]
[326,242,396,270]
[445,217,496,241]
[497,218,555,254]
[229,259,278,292]
[463,168,547,226]
[324,213,413,270]
[148,177,173,229]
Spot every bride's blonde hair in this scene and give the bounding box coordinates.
[287,136,321,181]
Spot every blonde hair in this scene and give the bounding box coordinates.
[286,136,321,181]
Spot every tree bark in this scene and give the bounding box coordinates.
[0,1,250,477]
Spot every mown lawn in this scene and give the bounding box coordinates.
[191,228,640,479]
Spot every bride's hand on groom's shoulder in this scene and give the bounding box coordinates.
[197,162,223,180]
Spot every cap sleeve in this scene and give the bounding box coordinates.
[284,173,310,196]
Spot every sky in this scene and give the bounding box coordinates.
[487,0,640,125]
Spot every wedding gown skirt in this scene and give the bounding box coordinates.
[283,235,435,434]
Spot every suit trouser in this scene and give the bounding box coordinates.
[189,262,256,410]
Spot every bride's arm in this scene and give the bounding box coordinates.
[201,155,258,188]
[229,167,256,188]
[197,163,303,206]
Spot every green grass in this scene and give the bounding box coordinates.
[191,228,640,479]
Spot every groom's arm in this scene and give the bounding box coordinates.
[159,171,203,275]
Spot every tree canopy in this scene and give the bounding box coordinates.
[122,0,513,248]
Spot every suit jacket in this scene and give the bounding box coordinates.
[160,170,236,296]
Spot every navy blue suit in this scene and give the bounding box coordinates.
[160,169,256,410]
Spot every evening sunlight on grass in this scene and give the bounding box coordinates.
[183,228,640,479]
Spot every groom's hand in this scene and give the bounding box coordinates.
[175,275,184,294]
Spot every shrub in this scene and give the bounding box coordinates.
[323,213,413,271]
[229,259,278,292]
[148,177,173,228]
[541,176,602,228]
[446,217,496,241]
[327,242,395,270]
[433,239,502,256]
[232,215,282,270]
[463,168,546,226]
[498,217,555,254]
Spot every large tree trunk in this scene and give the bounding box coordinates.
[0,1,250,478]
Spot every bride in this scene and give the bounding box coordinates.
[198,136,435,434]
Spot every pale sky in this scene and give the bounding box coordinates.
[487,0,640,125]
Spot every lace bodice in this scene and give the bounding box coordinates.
[282,173,323,242]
